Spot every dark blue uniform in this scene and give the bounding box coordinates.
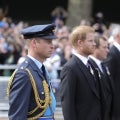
[8,56,56,120]
[7,24,57,120]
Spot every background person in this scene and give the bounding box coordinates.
[104,26,120,120]
[89,34,114,120]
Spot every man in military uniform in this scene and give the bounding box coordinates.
[7,24,57,120]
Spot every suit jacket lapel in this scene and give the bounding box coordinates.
[112,45,120,54]
[101,63,114,93]
[111,46,120,64]
[89,58,113,100]
[73,55,100,99]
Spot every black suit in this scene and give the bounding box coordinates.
[104,45,120,119]
[89,57,113,120]
[60,55,102,120]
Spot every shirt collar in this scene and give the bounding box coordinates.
[89,55,103,72]
[73,50,88,65]
[89,55,102,66]
[27,55,42,70]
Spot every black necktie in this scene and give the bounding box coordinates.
[41,64,46,79]
[87,60,95,77]
[100,62,110,80]
[101,62,106,73]
[87,60,101,92]
[86,61,92,72]
[101,62,110,77]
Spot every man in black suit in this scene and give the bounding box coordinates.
[89,34,114,120]
[60,25,103,120]
[104,26,120,120]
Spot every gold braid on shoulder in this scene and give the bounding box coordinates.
[7,69,18,97]
[7,68,51,120]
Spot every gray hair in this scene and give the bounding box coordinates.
[112,25,120,37]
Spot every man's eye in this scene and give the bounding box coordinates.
[46,40,52,44]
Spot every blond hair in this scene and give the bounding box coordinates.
[69,25,94,48]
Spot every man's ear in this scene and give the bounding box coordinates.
[77,39,82,46]
[31,39,37,49]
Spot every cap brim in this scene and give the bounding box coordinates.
[39,35,57,39]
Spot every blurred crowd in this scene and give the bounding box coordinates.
[0,6,120,79]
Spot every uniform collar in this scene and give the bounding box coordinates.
[27,55,42,70]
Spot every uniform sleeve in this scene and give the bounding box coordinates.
[8,69,32,120]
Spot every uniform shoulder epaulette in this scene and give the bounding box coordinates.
[19,60,29,70]
[7,60,29,96]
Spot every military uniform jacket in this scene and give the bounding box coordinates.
[8,56,51,120]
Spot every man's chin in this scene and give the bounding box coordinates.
[46,55,51,58]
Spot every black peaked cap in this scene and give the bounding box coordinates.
[21,23,57,39]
